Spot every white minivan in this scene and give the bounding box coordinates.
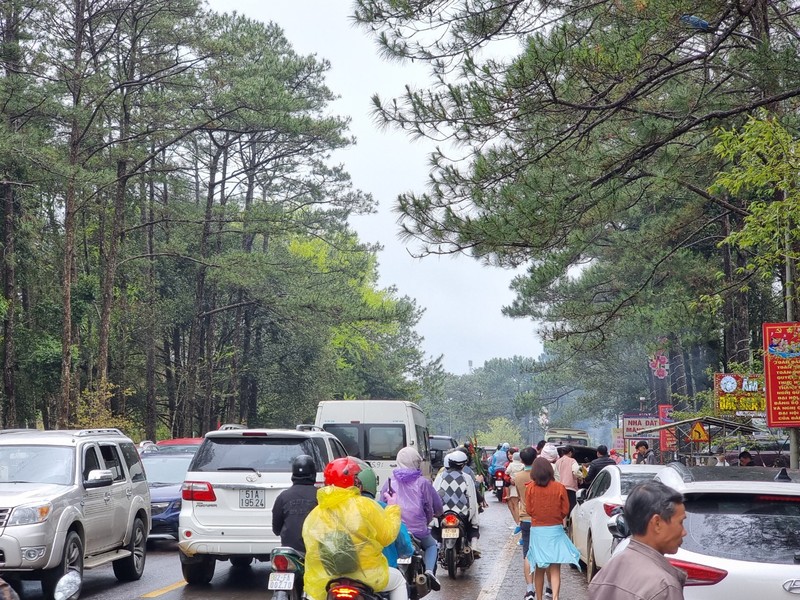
[314,400,431,485]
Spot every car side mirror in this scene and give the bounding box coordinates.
[607,513,630,539]
[576,488,586,504]
[84,469,113,488]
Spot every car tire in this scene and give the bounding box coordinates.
[113,517,147,581]
[41,530,83,600]
[181,554,216,585]
[586,536,598,583]
[230,556,253,568]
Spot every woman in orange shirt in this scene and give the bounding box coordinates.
[525,457,580,600]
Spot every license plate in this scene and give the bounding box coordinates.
[495,480,504,487]
[268,572,294,590]
[441,528,459,539]
[397,557,412,565]
[239,489,265,508]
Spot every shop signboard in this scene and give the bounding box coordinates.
[622,414,660,440]
[763,323,800,427]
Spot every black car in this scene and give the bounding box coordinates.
[429,435,458,472]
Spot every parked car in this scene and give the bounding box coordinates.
[178,428,348,585]
[141,452,194,541]
[155,437,203,454]
[0,428,150,600]
[610,463,800,600]
[570,463,664,581]
[429,435,458,472]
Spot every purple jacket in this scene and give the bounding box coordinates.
[380,468,443,538]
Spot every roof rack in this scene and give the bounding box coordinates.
[75,428,124,437]
[296,424,323,432]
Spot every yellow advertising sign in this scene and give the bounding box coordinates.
[714,373,765,417]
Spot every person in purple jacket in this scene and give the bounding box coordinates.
[380,446,444,591]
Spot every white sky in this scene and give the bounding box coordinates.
[204,0,543,374]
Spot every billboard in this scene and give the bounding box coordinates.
[714,373,766,417]
[622,414,660,440]
[658,404,677,451]
[763,323,800,427]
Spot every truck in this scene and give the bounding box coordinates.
[544,428,591,446]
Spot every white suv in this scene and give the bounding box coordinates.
[178,427,347,584]
[0,428,151,599]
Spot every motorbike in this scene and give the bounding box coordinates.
[269,546,305,600]
[398,535,432,600]
[438,510,474,579]
[493,467,507,501]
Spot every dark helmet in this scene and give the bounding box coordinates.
[291,454,316,484]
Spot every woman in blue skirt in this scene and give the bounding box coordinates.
[525,457,580,600]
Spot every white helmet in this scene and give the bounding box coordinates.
[448,450,468,469]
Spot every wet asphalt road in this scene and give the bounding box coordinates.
[11,495,589,600]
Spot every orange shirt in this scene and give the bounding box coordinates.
[525,480,570,527]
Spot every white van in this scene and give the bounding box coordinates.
[314,400,431,485]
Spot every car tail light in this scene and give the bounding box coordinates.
[443,514,459,527]
[669,559,727,585]
[603,503,622,517]
[272,554,290,572]
[182,481,216,502]
[329,585,362,599]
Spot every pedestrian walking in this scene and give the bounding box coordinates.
[585,445,616,486]
[588,480,687,600]
[554,445,582,514]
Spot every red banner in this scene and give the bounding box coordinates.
[658,404,676,451]
[763,323,800,427]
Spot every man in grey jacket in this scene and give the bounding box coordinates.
[588,481,687,600]
[635,441,656,464]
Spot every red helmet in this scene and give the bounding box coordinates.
[323,457,365,489]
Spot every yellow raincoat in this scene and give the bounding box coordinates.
[302,485,401,600]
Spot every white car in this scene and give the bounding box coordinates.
[610,463,800,599]
[178,428,348,585]
[570,463,664,581]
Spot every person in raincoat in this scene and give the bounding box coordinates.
[380,446,444,590]
[302,457,408,600]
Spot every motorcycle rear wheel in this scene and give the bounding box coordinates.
[445,548,457,579]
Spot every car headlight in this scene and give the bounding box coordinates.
[7,503,52,526]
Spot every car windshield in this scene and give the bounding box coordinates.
[620,472,661,495]
[142,455,193,484]
[190,437,324,472]
[430,438,455,451]
[0,445,75,485]
[681,492,800,564]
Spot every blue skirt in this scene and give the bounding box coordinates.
[527,525,581,569]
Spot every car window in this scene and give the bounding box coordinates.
[83,445,101,481]
[365,425,405,461]
[0,445,74,485]
[99,444,126,481]
[324,425,361,458]
[330,437,348,459]
[620,472,660,495]
[430,438,455,452]
[190,437,325,472]
[416,425,429,457]
[119,441,146,482]
[682,492,800,564]
[587,471,611,499]
[142,455,193,484]
[312,438,330,463]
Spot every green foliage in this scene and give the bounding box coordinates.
[476,417,522,448]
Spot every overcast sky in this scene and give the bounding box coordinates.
[205,0,543,374]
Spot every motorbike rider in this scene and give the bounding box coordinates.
[433,449,481,558]
[380,446,443,591]
[302,457,409,600]
[489,442,510,480]
[272,454,318,553]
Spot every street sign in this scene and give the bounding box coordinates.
[622,414,660,439]
[690,422,709,443]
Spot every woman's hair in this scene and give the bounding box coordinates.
[530,457,555,486]
[625,481,684,536]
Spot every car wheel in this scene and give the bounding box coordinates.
[113,517,147,581]
[587,536,598,583]
[181,554,216,585]
[42,530,83,600]
[230,556,253,568]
